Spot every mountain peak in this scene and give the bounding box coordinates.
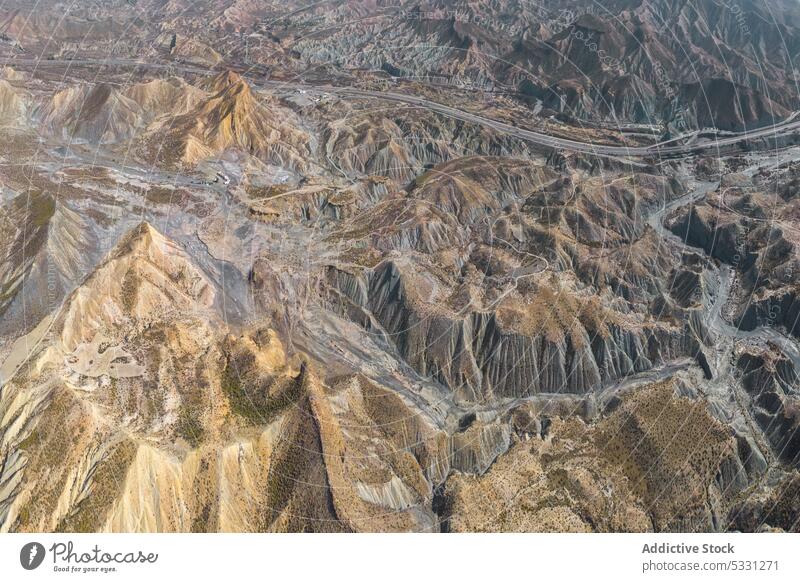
[203,70,249,94]
[59,222,215,350]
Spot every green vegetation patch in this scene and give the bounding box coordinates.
[176,405,205,447]
[27,191,56,227]
[17,429,40,451]
[221,360,304,425]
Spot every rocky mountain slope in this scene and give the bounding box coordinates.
[0,0,799,533]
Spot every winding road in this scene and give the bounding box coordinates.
[6,55,800,387]
[7,57,800,159]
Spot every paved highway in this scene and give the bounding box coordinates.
[8,57,800,158]
[313,84,800,157]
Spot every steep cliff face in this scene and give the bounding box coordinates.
[57,222,216,351]
[0,190,55,318]
[0,191,103,350]
[21,71,311,172]
[409,156,559,224]
[34,76,207,144]
[123,77,206,121]
[681,79,790,132]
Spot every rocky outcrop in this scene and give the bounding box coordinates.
[123,77,205,121]
[736,348,800,466]
[409,156,557,224]
[153,71,311,169]
[681,79,790,132]
[280,0,800,129]
[443,382,747,532]
[36,83,145,143]
[732,472,800,532]
[0,79,27,126]
[667,203,743,264]
[331,198,464,254]
[323,111,540,187]
[58,222,216,351]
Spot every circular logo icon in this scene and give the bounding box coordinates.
[20,542,46,570]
